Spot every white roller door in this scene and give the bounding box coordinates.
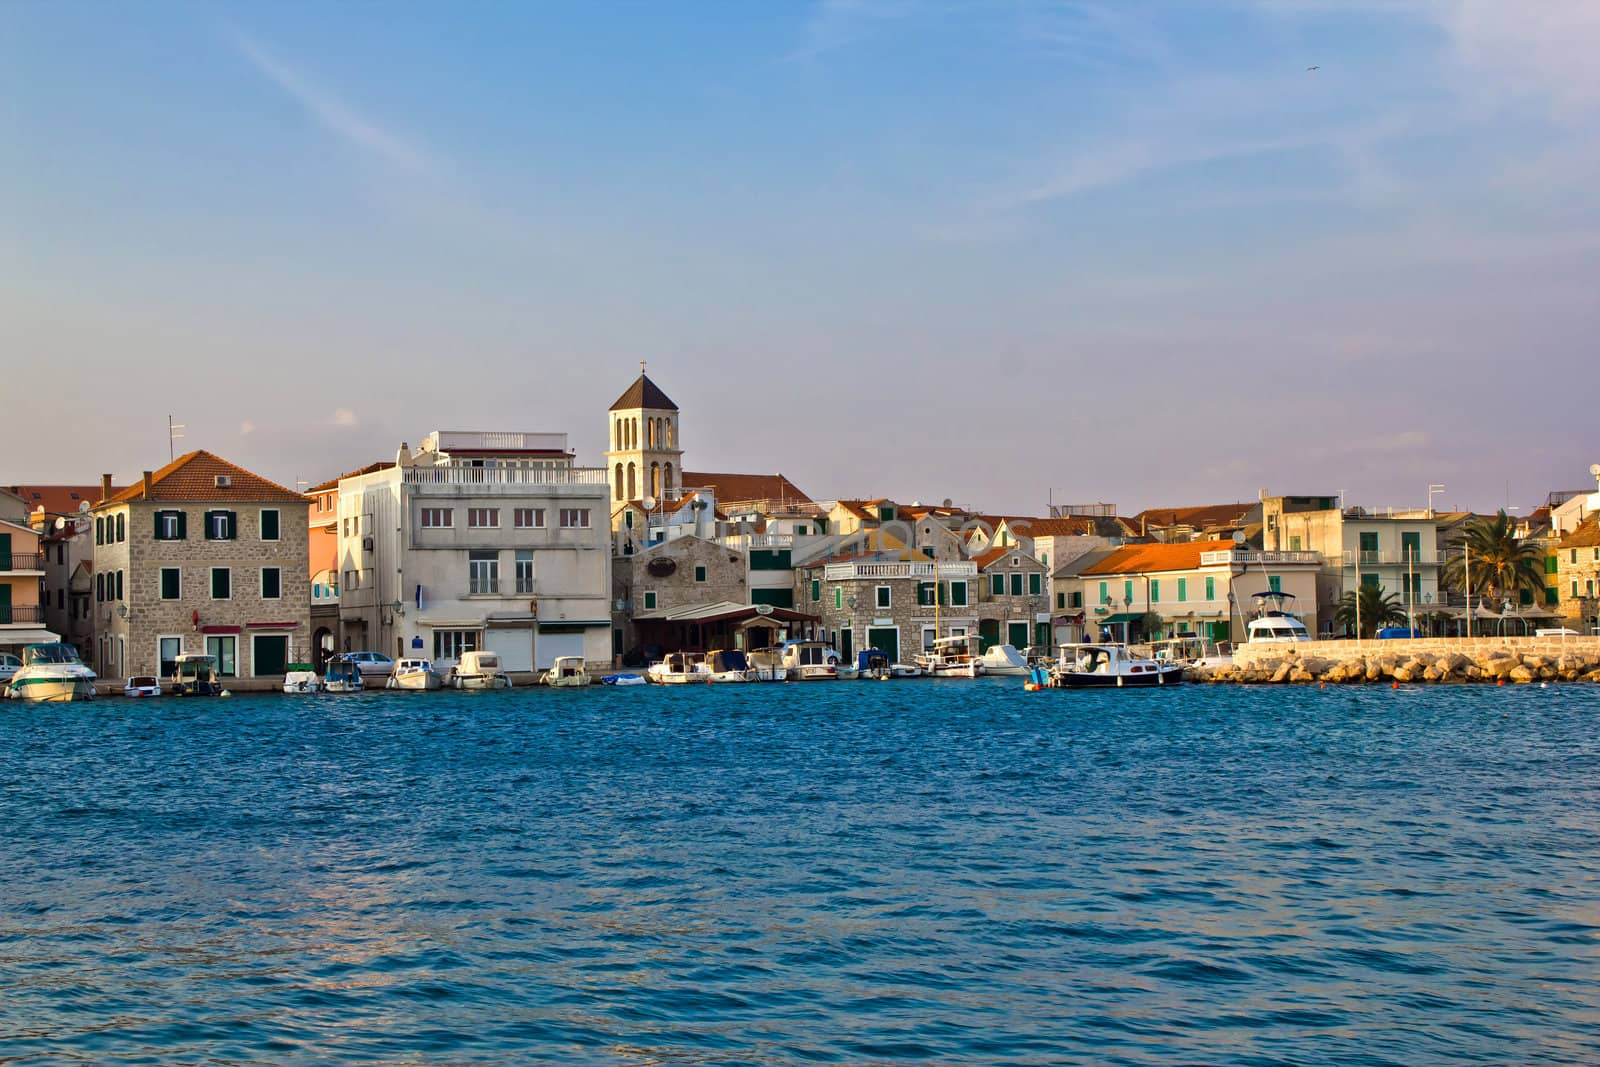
[535,631,585,670]
[483,627,533,672]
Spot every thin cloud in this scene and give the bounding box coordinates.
[230,30,432,173]
[239,419,256,435]
[331,408,359,428]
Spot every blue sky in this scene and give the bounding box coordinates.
[5,1,1597,513]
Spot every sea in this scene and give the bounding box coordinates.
[2,679,1596,1065]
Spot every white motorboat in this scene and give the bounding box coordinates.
[539,655,590,687]
[1150,634,1233,670]
[916,635,984,678]
[282,668,322,694]
[1246,592,1312,644]
[171,653,223,697]
[123,675,162,698]
[647,652,705,685]
[387,658,444,690]
[6,643,97,703]
[780,640,837,681]
[704,649,753,683]
[746,647,789,682]
[978,643,1030,676]
[1050,643,1184,688]
[323,654,365,693]
[448,650,513,689]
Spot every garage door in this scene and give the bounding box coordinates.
[1007,622,1030,649]
[484,628,534,672]
[252,635,288,676]
[535,630,585,670]
[866,627,899,662]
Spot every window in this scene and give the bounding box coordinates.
[1361,573,1380,588]
[643,590,657,610]
[811,579,821,602]
[1010,573,1024,596]
[1289,535,1302,551]
[950,581,968,607]
[1056,592,1066,609]
[1123,580,1133,604]
[560,509,591,529]
[1401,531,1420,561]
[795,524,808,536]
[1070,591,1083,608]
[991,573,1004,596]
[159,636,181,677]
[1574,580,1581,597]
[260,509,280,541]
[96,574,104,602]
[878,505,895,522]
[205,636,236,677]
[343,517,351,536]
[1151,580,1160,604]
[1205,577,1215,601]
[1028,573,1041,596]
[206,511,237,540]
[433,630,479,661]
[1177,578,1187,602]
[514,508,545,529]
[160,568,180,600]
[515,551,535,593]
[468,508,500,529]
[115,514,125,542]
[875,586,891,609]
[468,551,499,595]
[834,588,842,609]
[1359,531,1379,554]
[919,582,936,606]
[421,508,453,528]
[261,567,281,600]
[95,518,104,546]
[1545,556,1559,575]
[115,571,123,600]
[155,510,184,540]
[690,564,706,584]
[211,568,231,599]
[1099,581,1108,604]
[1268,575,1281,593]
[1574,549,1580,564]
[1545,587,1559,606]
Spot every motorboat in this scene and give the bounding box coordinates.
[448,649,513,689]
[6,643,97,703]
[599,672,647,686]
[746,647,789,682]
[858,649,891,680]
[282,667,322,694]
[1051,643,1184,688]
[978,643,1030,676]
[1246,592,1312,644]
[915,634,984,678]
[123,675,162,698]
[323,654,365,693]
[823,648,859,680]
[1151,634,1234,669]
[539,655,590,687]
[646,651,705,685]
[704,649,753,683]
[387,658,444,690]
[171,653,223,697]
[780,640,837,681]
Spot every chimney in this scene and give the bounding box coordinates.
[100,474,112,503]
[142,470,154,499]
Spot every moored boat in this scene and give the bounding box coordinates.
[323,654,365,693]
[1050,643,1184,688]
[123,675,162,698]
[646,651,704,685]
[978,643,1029,676]
[5,643,97,703]
[704,649,753,683]
[539,655,590,687]
[387,658,444,690]
[171,653,223,697]
[746,647,788,682]
[916,634,984,678]
[282,667,322,694]
[448,650,513,689]
[780,640,837,681]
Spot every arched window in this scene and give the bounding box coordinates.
[631,418,638,449]
[664,462,673,496]
[614,463,624,501]
[651,462,661,498]
[666,419,674,448]
[627,463,636,500]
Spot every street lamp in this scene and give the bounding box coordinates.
[1123,594,1133,644]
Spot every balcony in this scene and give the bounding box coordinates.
[403,465,608,487]
[1199,550,1322,566]
[1341,551,1438,567]
[824,560,978,581]
[0,605,44,625]
[425,431,572,455]
[0,552,45,574]
[719,532,795,550]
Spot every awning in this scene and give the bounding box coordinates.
[1097,613,1141,625]
[0,628,61,645]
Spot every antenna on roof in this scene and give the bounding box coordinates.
[168,415,185,462]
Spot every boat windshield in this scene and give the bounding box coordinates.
[710,650,748,671]
[1070,647,1113,674]
[23,643,82,665]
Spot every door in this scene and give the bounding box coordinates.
[978,618,1000,651]
[866,627,899,662]
[1008,621,1030,649]
[0,532,10,570]
[485,627,534,672]
[839,628,853,660]
[0,581,9,625]
[252,635,288,676]
[205,636,237,676]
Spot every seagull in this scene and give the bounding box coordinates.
[1307,65,1320,71]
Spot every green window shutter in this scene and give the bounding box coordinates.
[1519,588,1533,605]
[203,511,217,539]
[154,512,164,539]
[1055,592,1065,609]
[1205,577,1215,600]
[95,518,104,546]
[1401,532,1420,560]
[834,588,842,609]
[1070,591,1082,608]
[1010,573,1023,596]
[951,582,967,607]
[160,568,180,599]
[991,573,1004,595]
[176,511,187,540]
[211,568,230,599]
[1028,573,1041,596]
[1545,556,1558,575]
[1361,573,1380,588]
[1099,581,1108,603]
[1546,587,1559,606]
[226,511,238,539]
[1177,578,1187,602]
[1268,575,1281,593]
[261,510,280,541]
[1123,580,1133,603]
[116,571,123,599]
[1289,535,1302,551]
[1360,531,1378,552]
[1150,580,1160,604]
[811,579,820,602]
[116,514,125,542]
[643,591,657,610]
[876,586,890,608]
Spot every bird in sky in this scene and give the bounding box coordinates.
[1307,65,1320,71]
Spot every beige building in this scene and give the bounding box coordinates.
[0,488,51,652]
[89,452,311,679]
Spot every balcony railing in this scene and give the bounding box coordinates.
[468,577,500,595]
[1199,550,1322,566]
[1341,550,1438,566]
[719,533,795,550]
[424,431,572,454]
[0,553,45,573]
[0,605,44,624]
[824,560,978,581]
[404,465,608,486]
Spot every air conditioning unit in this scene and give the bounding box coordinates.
[362,536,375,552]
[215,475,232,488]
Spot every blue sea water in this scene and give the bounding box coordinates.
[1,679,1597,1065]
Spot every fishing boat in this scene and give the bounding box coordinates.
[916,634,984,678]
[448,650,513,689]
[387,658,444,690]
[858,649,891,680]
[780,640,838,681]
[539,655,590,687]
[171,653,223,697]
[323,654,365,693]
[746,647,788,681]
[1051,643,1184,688]
[282,666,322,694]
[123,675,162,698]
[646,651,704,684]
[1150,634,1233,670]
[1246,592,1311,644]
[5,643,97,703]
[704,649,753,683]
[978,643,1030,676]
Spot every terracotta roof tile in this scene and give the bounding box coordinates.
[1560,516,1600,549]
[5,484,124,515]
[1078,539,1237,576]
[1131,503,1256,530]
[683,471,811,505]
[308,461,394,493]
[99,451,306,506]
[609,373,678,412]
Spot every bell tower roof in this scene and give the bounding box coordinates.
[609,363,678,412]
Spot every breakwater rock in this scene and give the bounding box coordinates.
[1195,642,1600,685]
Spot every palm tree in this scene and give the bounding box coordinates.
[1440,510,1545,610]
[1335,584,1407,638]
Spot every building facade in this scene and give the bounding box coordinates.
[0,489,49,652]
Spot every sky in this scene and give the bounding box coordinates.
[4,0,1598,515]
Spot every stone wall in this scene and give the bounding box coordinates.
[1208,636,1600,684]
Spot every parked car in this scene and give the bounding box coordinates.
[1375,627,1423,639]
[347,651,396,677]
[0,652,20,682]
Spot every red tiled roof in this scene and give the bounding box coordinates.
[100,451,306,506]
[6,484,124,515]
[609,373,678,412]
[1131,503,1255,530]
[307,461,393,493]
[1008,516,1105,537]
[683,471,811,505]
[1560,516,1600,549]
[1079,539,1237,576]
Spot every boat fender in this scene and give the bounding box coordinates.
[220,690,232,698]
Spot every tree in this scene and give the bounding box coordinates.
[1335,584,1407,638]
[1440,510,1546,609]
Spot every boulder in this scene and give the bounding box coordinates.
[1364,659,1383,682]
[1392,666,1414,682]
[1289,666,1314,684]
[1422,665,1444,682]
[1482,657,1518,680]
[1270,662,1293,684]
[1508,664,1535,684]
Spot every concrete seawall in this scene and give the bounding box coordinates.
[1203,637,1600,685]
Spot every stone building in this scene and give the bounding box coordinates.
[89,452,311,679]
[613,534,748,658]
[1556,517,1600,633]
[606,367,683,509]
[971,546,1052,652]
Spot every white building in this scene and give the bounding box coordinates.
[335,431,612,674]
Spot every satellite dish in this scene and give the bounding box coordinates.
[1590,463,1600,479]
[54,517,66,530]
[641,495,657,511]
[1232,530,1246,544]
